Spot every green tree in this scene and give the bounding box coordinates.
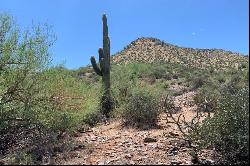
[0,13,56,154]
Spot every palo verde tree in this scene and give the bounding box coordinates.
[0,13,57,154]
[90,14,112,118]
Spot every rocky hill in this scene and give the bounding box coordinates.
[112,37,248,70]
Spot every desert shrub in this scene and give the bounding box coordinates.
[190,86,249,164]
[0,13,105,164]
[172,73,179,79]
[224,73,246,95]
[216,75,226,84]
[0,13,58,153]
[122,89,160,129]
[0,14,95,164]
[191,76,207,90]
[160,94,176,113]
[111,64,134,107]
[115,83,132,104]
[193,85,221,113]
[239,62,248,70]
[83,110,103,127]
[149,66,167,79]
[163,82,170,89]
[164,73,172,80]
[143,75,156,84]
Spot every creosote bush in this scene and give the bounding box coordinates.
[122,89,160,129]
[193,85,221,113]
[83,110,103,127]
[190,86,249,165]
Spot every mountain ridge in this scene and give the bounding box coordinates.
[112,37,248,70]
[115,37,248,55]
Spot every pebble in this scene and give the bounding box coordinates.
[113,156,121,161]
[144,137,157,143]
[130,160,135,165]
[167,146,179,156]
[170,160,182,165]
[124,154,132,159]
[98,160,106,165]
[169,131,179,137]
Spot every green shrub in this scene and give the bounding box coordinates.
[149,66,167,79]
[122,89,160,129]
[190,86,249,164]
[0,14,57,154]
[191,76,206,90]
[163,82,170,89]
[216,75,226,84]
[193,86,221,113]
[224,73,245,95]
[83,110,103,127]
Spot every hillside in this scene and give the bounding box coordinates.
[112,37,248,70]
[1,13,249,165]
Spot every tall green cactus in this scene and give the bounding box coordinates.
[90,14,112,118]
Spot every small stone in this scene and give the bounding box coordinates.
[170,160,182,165]
[106,160,111,164]
[78,144,85,149]
[87,128,93,132]
[169,131,179,137]
[144,137,157,143]
[91,137,96,141]
[122,140,129,144]
[166,146,179,156]
[109,154,115,157]
[73,144,85,150]
[130,160,135,165]
[148,143,158,149]
[179,148,187,152]
[72,132,81,137]
[98,160,106,165]
[167,153,174,157]
[200,159,215,165]
[124,154,132,159]
[113,156,121,161]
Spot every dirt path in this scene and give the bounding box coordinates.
[56,91,213,165]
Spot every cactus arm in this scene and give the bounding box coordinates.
[98,48,104,61]
[98,48,105,72]
[98,48,104,62]
[90,56,103,76]
[100,58,105,73]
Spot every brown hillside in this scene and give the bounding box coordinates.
[112,37,248,70]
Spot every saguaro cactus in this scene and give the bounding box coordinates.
[90,14,112,118]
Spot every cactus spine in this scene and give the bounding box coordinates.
[90,14,112,118]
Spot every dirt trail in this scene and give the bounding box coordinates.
[56,91,212,165]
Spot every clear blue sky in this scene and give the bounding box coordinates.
[0,0,249,69]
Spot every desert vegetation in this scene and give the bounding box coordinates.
[0,13,249,165]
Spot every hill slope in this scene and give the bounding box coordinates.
[112,37,248,70]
